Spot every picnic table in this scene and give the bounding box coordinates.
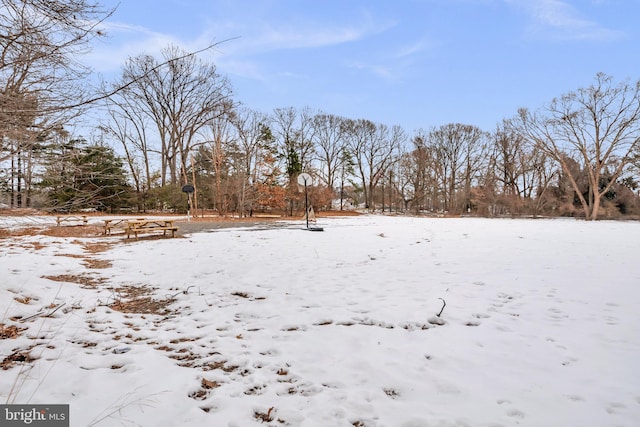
[56,215,88,226]
[103,218,145,235]
[125,219,178,239]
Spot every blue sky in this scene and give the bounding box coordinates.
[88,0,639,134]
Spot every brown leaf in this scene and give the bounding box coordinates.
[201,378,220,389]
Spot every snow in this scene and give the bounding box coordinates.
[1,215,639,427]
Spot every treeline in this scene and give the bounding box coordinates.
[1,2,639,220]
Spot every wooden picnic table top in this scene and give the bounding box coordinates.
[127,219,176,228]
[103,218,145,225]
[56,215,89,226]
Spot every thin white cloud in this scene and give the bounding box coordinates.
[395,39,430,58]
[507,0,623,41]
[256,25,367,50]
[213,15,398,83]
[220,16,397,55]
[347,61,393,80]
[276,70,308,80]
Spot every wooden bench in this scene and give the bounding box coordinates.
[56,215,88,226]
[103,218,146,235]
[126,219,178,239]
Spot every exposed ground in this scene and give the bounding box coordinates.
[0,208,360,238]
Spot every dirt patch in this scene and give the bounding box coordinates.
[109,285,175,315]
[41,225,103,238]
[0,227,46,238]
[43,273,106,288]
[83,258,112,269]
[55,253,85,259]
[82,242,114,253]
[13,295,35,305]
[0,225,102,239]
[1,350,35,370]
[0,324,25,339]
[0,346,36,371]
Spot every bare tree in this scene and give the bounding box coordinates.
[0,2,235,210]
[342,118,376,209]
[488,122,561,216]
[0,0,112,125]
[492,120,538,214]
[203,108,236,215]
[312,112,345,191]
[116,45,233,186]
[0,0,113,205]
[428,123,488,213]
[101,92,156,210]
[396,132,438,213]
[514,73,640,220]
[231,107,274,216]
[343,119,405,210]
[530,149,560,216]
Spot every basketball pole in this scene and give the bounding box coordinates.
[304,180,309,229]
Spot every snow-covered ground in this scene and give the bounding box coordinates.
[1,215,639,427]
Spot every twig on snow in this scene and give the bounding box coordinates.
[19,303,66,323]
[437,298,446,317]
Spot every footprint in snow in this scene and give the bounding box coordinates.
[506,408,525,419]
[473,313,490,319]
[497,292,515,302]
[548,307,569,320]
[604,315,618,326]
[606,402,627,414]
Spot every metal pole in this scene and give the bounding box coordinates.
[305,181,309,229]
[187,193,192,222]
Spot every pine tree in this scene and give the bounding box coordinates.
[39,140,133,212]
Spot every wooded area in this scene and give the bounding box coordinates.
[2,1,639,220]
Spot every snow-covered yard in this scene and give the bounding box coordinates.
[1,215,639,426]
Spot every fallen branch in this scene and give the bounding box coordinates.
[19,303,66,322]
[436,298,446,317]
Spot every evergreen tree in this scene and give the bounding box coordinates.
[39,140,133,212]
[285,147,302,179]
